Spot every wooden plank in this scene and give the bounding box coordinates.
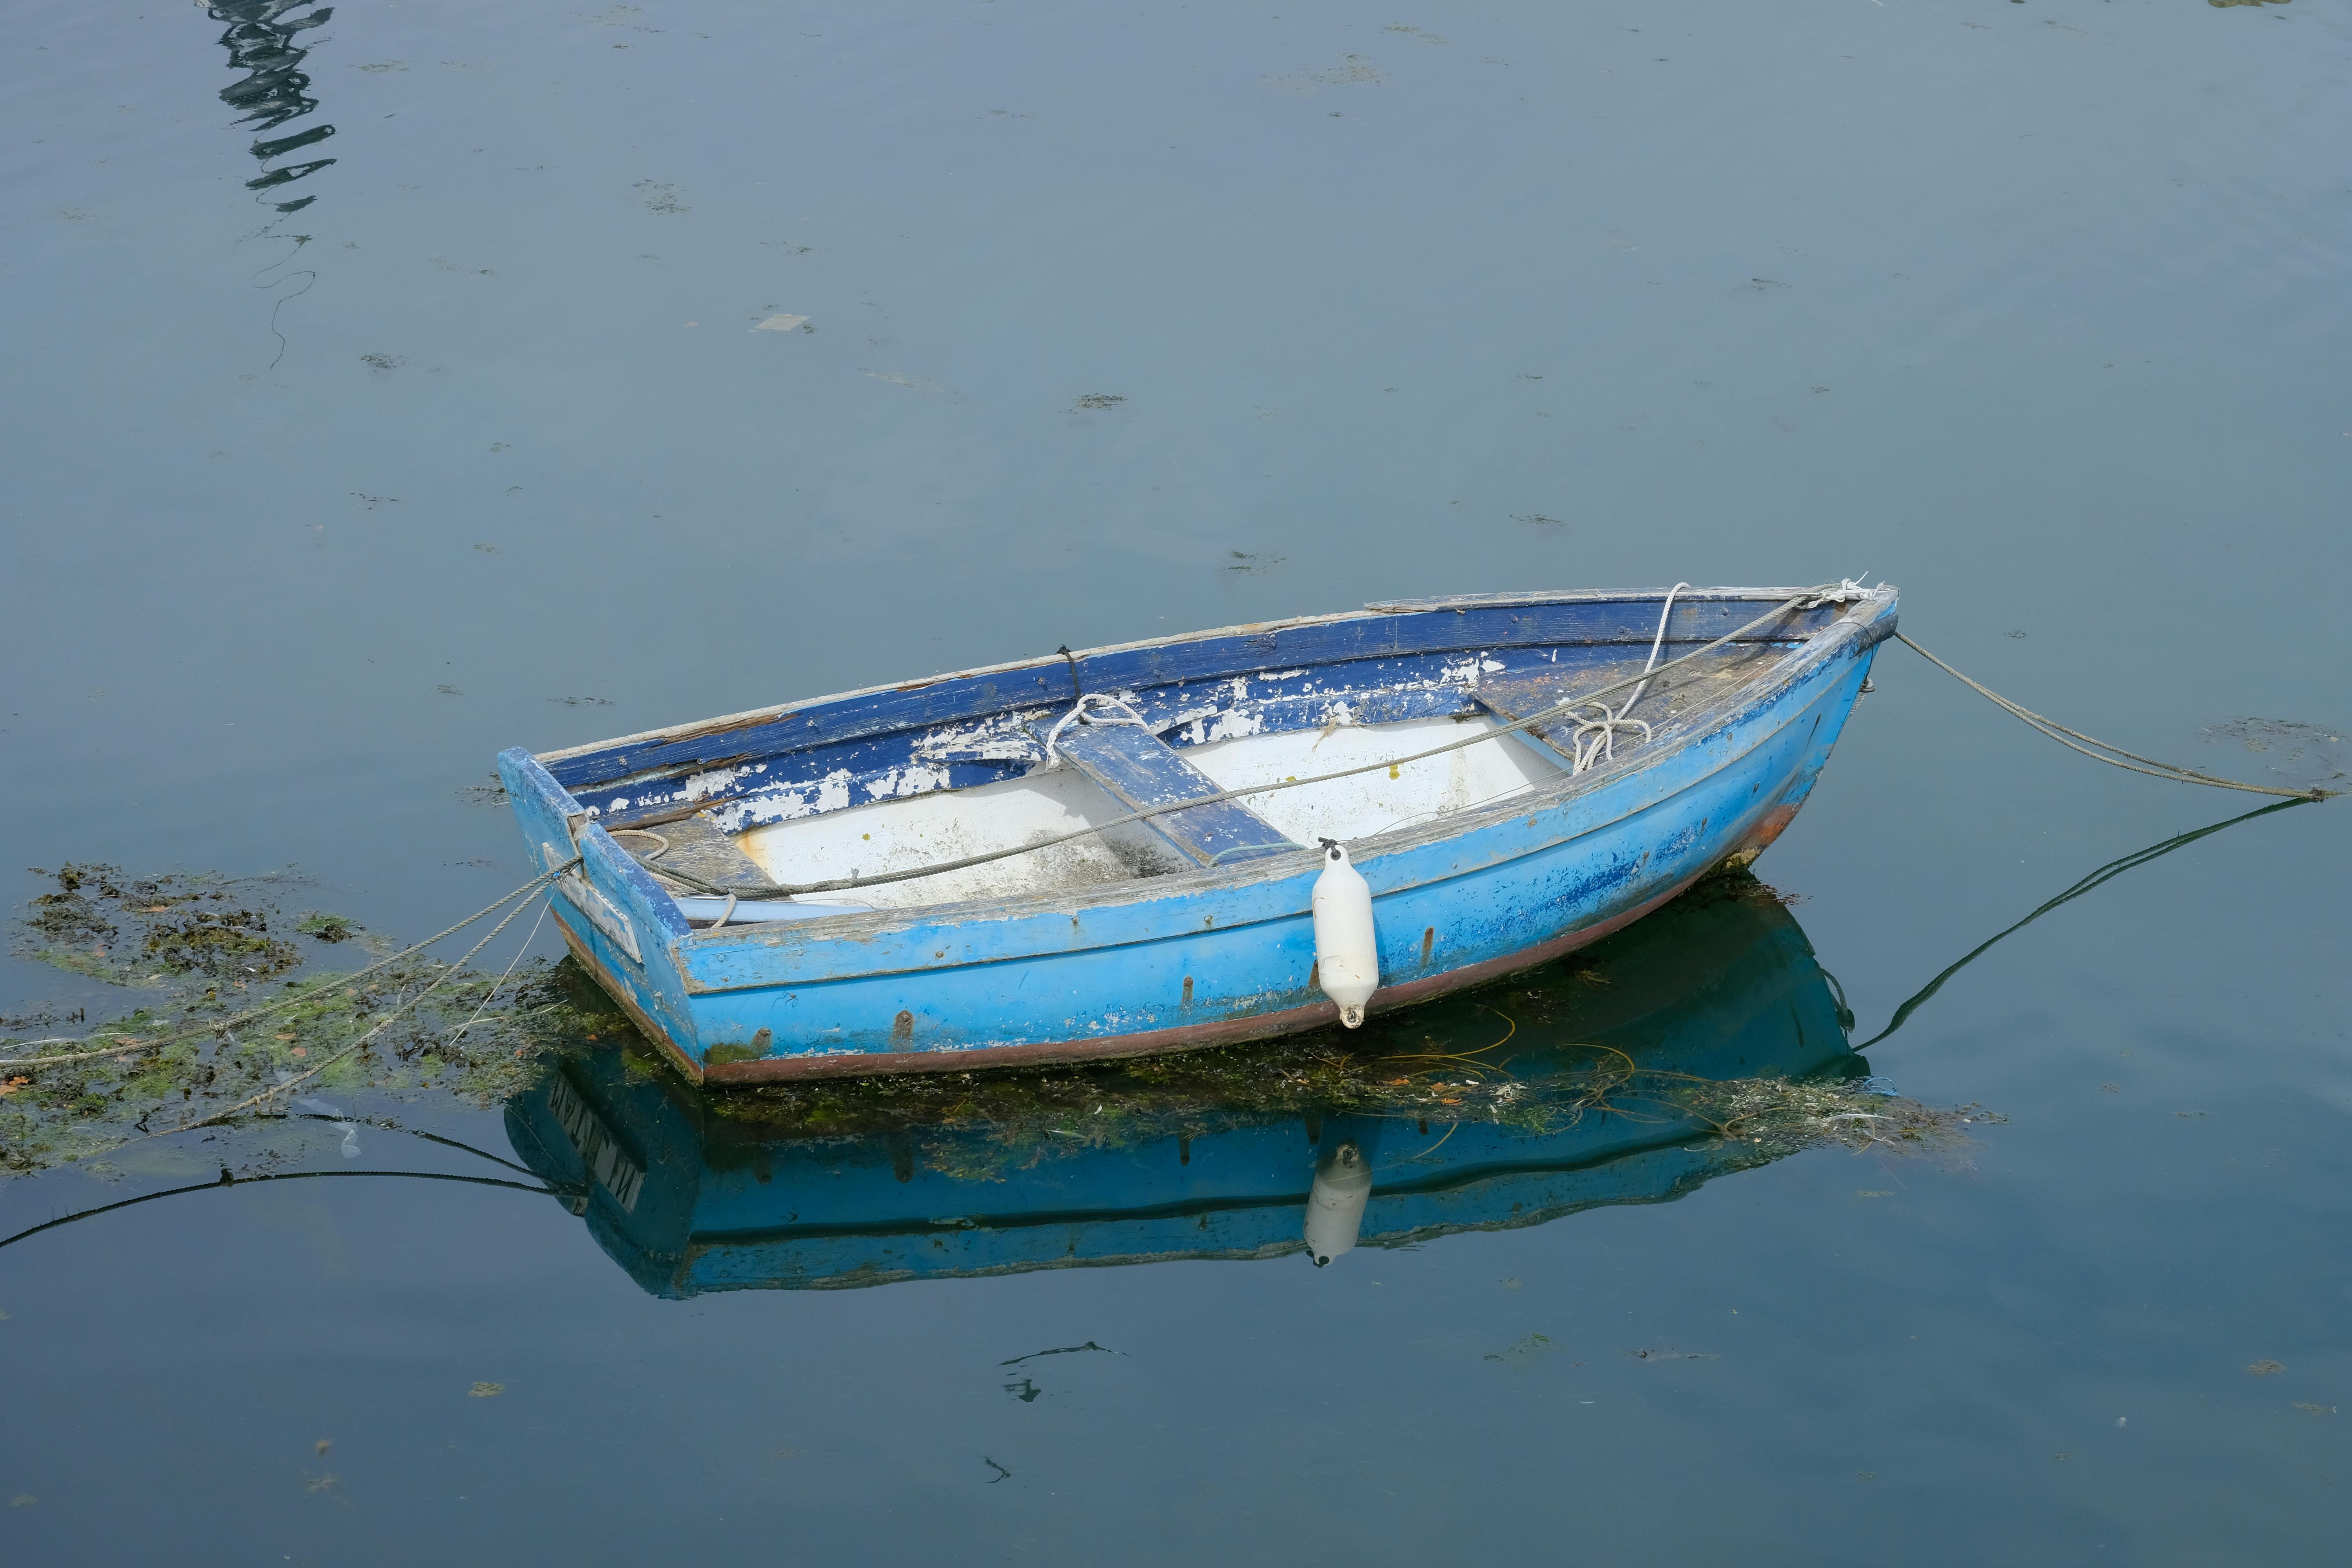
[1036,720,1298,867]
[606,813,777,894]
[1363,586,1822,613]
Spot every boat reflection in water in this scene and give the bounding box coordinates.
[505,875,1872,1296]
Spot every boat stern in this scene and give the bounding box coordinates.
[498,747,708,1079]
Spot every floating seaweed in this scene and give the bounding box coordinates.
[1,866,617,1180]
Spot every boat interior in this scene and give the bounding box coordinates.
[533,593,1849,924]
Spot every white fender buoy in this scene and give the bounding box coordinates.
[1304,1139,1372,1266]
[1312,837,1378,1028]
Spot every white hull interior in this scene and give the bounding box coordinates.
[731,715,1565,910]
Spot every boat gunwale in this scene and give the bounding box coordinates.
[530,585,1848,770]
[668,587,1895,970]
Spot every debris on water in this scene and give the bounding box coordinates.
[2249,1360,2285,1375]
[1626,1348,1717,1362]
[633,180,688,214]
[2201,717,2346,792]
[17,866,303,983]
[1071,393,1125,410]
[1000,1341,1122,1366]
[1484,1333,1553,1364]
[298,914,360,944]
[2,865,607,1180]
[1268,54,1387,92]
[468,1382,504,1397]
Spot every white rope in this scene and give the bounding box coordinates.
[1042,691,1154,766]
[442,894,553,1044]
[1562,581,1688,775]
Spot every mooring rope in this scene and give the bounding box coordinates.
[153,881,550,1138]
[1893,635,2334,802]
[0,861,579,1071]
[0,1169,564,1255]
[1854,797,2307,1049]
[719,584,1854,898]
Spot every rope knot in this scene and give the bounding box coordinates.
[1043,692,1152,766]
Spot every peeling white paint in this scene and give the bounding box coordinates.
[706,768,860,833]
[864,763,954,801]
[1439,655,1492,689]
[916,711,1047,763]
[1187,707,1266,744]
[682,762,766,802]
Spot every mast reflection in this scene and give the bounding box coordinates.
[209,0,337,213]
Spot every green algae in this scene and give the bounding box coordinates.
[2,867,619,1180]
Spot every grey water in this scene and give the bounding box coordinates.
[4,0,2350,1560]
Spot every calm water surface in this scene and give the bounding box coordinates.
[4,1,2350,1561]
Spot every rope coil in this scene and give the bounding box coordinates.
[1561,581,1689,773]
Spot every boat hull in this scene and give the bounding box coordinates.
[502,588,1893,1082]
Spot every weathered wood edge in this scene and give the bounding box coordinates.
[1362,585,1830,613]
[532,586,1837,767]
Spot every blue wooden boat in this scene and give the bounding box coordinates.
[497,582,1896,1082]
[503,882,1862,1294]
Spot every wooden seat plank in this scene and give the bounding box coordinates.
[1034,719,1298,867]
